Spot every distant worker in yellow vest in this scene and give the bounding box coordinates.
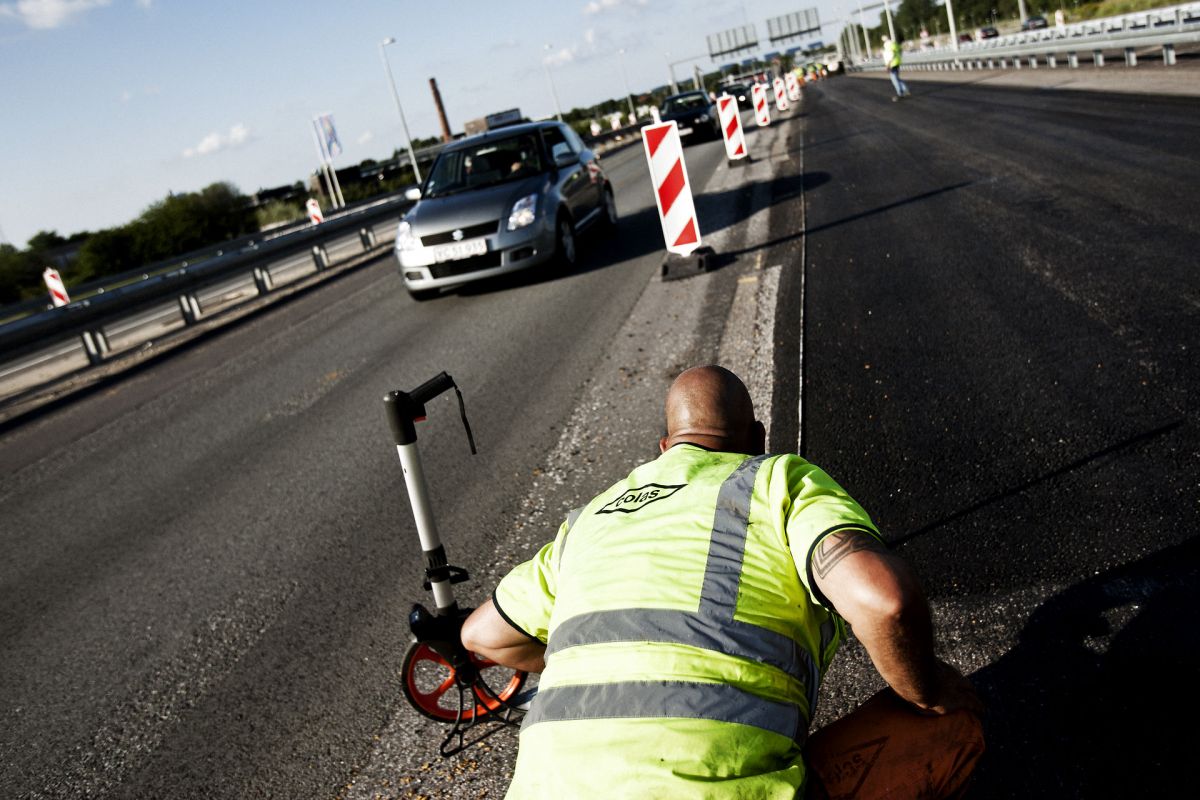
[463,365,984,799]
[883,35,911,101]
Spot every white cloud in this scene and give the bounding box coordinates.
[583,0,646,16]
[136,0,152,7]
[182,124,251,159]
[0,0,111,29]
[544,46,575,67]
[584,28,595,45]
[119,89,133,103]
[357,130,374,145]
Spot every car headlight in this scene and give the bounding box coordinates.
[696,114,710,123]
[507,193,538,231]
[395,220,419,251]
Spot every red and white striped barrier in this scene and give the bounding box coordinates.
[306,198,324,225]
[751,83,770,127]
[773,77,790,112]
[716,94,747,161]
[785,72,801,102]
[42,267,69,307]
[641,121,701,256]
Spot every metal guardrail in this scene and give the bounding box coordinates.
[0,195,411,370]
[852,2,1200,69]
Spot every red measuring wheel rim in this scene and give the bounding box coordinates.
[402,642,525,722]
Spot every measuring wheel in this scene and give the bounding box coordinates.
[401,641,527,722]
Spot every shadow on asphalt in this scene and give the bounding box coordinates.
[965,533,1200,798]
[724,180,976,261]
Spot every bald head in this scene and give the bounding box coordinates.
[660,366,765,455]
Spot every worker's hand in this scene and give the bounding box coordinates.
[910,660,984,716]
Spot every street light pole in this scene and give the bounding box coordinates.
[379,37,422,184]
[617,49,636,119]
[945,0,961,51]
[543,44,564,122]
[664,52,679,94]
[883,0,897,41]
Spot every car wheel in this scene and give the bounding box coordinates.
[555,215,577,268]
[602,187,618,228]
[407,286,438,302]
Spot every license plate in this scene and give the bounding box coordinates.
[433,239,487,263]
[678,126,694,136]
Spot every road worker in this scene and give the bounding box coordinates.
[883,35,910,100]
[462,365,983,799]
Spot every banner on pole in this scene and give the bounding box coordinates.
[317,114,342,159]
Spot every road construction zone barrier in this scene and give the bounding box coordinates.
[641,121,701,256]
[751,83,770,127]
[786,72,801,102]
[306,198,324,225]
[716,95,748,161]
[773,77,790,111]
[42,267,69,307]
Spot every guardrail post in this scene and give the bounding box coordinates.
[81,330,110,365]
[1093,49,1105,67]
[1163,43,1176,65]
[1124,47,1137,66]
[178,293,202,325]
[311,244,329,272]
[1048,54,1058,68]
[1069,52,1079,68]
[1000,57,1008,69]
[1014,56,1022,70]
[1030,56,1038,68]
[253,266,274,295]
[987,58,995,69]
[358,227,377,250]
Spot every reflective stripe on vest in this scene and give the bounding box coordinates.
[528,455,813,743]
[523,680,804,742]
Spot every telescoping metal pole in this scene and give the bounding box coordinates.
[383,373,476,616]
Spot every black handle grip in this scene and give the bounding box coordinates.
[410,371,454,406]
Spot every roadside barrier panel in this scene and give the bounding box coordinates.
[640,122,702,257]
[785,71,801,102]
[752,83,770,127]
[773,77,790,111]
[716,95,748,162]
[42,268,69,308]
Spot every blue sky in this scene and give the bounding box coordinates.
[0,0,859,247]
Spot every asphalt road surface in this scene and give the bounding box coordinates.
[1,75,1197,799]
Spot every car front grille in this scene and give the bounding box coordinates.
[420,220,499,247]
[428,251,503,279]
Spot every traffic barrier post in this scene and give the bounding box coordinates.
[306,198,324,225]
[640,121,712,280]
[716,95,748,163]
[785,72,801,102]
[42,268,69,308]
[773,77,790,112]
[751,83,770,127]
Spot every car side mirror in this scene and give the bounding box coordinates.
[404,187,422,201]
[554,151,578,168]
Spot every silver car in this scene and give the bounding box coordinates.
[394,121,617,300]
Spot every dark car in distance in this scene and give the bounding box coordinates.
[1022,15,1049,30]
[978,25,1000,39]
[657,91,720,144]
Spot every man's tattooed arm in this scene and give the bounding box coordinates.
[812,528,889,579]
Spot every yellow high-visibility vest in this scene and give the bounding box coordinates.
[494,444,879,799]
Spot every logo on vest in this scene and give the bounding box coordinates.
[597,483,685,514]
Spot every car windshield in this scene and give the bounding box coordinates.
[661,94,709,114]
[423,133,544,198]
